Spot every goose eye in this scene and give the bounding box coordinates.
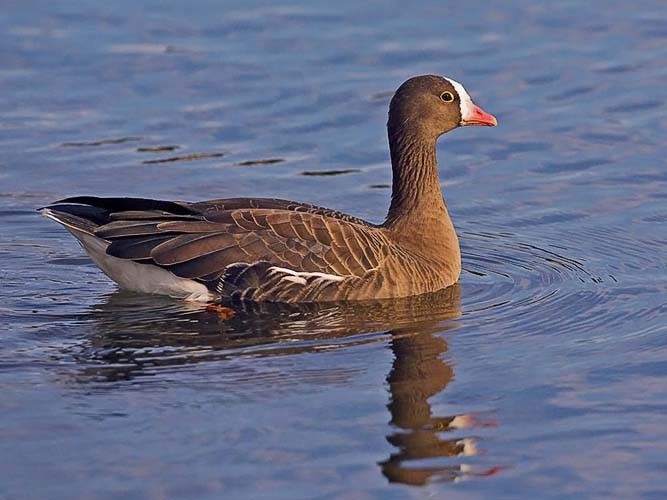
[440,91,455,103]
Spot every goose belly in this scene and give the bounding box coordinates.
[69,230,214,301]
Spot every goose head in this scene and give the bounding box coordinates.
[388,75,497,140]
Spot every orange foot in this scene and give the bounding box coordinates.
[205,304,236,319]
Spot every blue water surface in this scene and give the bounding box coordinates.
[1,1,666,498]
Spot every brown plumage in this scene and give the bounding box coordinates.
[40,75,497,302]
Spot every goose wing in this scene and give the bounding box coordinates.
[46,196,389,298]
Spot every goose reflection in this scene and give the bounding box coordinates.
[71,285,497,484]
[381,321,484,485]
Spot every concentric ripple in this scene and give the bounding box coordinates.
[459,223,666,342]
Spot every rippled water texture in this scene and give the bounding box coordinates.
[2,1,666,498]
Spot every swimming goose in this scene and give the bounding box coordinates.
[40,75,497,303]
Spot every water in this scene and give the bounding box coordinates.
[1,0,666,498]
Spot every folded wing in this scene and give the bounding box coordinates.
[45,196,389,300]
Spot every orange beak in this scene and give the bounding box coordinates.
[461,103,498,127]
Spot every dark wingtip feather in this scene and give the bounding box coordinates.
[55,196,195,216]
[39,204,109,235]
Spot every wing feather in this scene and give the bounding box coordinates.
[46,195,387,293]
[106,235,174,260]
[152,233,236,265]
[95,221,165,238]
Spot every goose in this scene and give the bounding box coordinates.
[40,75,497,303]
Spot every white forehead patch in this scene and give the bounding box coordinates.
[444,77,474,122]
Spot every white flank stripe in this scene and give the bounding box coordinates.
[268,266,345,283]
[282,275,307,285]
